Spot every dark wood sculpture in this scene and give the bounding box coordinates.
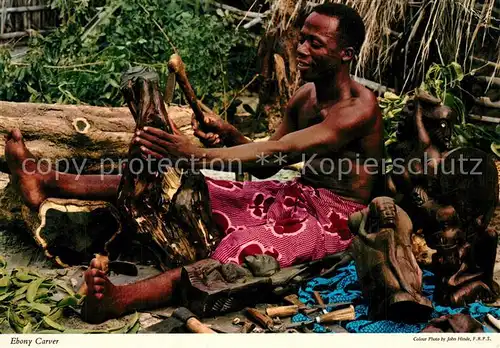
[348,196,433,322]
[420,147,499,306]
[116,67,223,271]
[386,89,499,306]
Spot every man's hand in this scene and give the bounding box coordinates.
[134,127,204,163]
[192,111,234,147]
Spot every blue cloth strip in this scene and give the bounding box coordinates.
[292,261,500,333]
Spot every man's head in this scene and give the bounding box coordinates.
[297,3,365,81]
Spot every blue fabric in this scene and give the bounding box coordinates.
[292,261,500,333]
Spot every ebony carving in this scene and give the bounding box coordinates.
[116,67,223,271]
[386,90,499,307]
[348,196,433,322]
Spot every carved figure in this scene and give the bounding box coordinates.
[348,196,433,322]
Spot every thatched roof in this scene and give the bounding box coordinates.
[267,0,499,89]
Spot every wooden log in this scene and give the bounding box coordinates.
[0,101,196,174]
[21,198,121,267]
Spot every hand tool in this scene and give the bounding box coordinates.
[284,294,306,309]
[313,291,328,314]
[282,294,351,315]
[266,305,299,318]
[486,314,500,332]
[232,317,256,333]
[167,54,205,126]
[245,307,275,331]
[172,307,217,333]
[285,304,356,329]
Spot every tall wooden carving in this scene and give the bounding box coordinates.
[116,67,223,271]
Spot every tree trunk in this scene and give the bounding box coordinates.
[255,2,302,133]
[0,101,197,174]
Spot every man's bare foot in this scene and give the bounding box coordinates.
[5,129,49,210]
[81,258,126,324]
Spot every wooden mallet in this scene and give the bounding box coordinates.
[167,54,206,125]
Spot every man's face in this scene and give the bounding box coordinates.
[296,12,349,82]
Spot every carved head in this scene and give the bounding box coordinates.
[418,99,456,152]
[389,91,458,158]
[424,204,464,251]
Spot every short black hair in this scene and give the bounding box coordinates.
[311,3,365,53]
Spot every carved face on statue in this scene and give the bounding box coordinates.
[389,93,458,161]
[420,103,456,152]
[424,204,464,252]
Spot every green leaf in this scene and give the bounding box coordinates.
[56,295,79,308]
[48,308,63,321]
[56,281,75,296]
[0,256,6,269]
[16,273,36,282]
[42,316,65,332]
[0,291,14,301]
[449,62,464,82]
[14,285,29,297]
[22,322,32,334]
[128,321,141,334]
[26,278,45,302]
[26,84,39,96]
[12,293,27,303]
[0,276,10,288]
[491,143,500,157]
[19,302,51,315]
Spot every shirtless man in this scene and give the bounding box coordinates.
[4,3,383,323]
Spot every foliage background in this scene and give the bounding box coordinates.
[0,0,259,110]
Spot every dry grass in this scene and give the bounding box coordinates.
[267,0,499,88]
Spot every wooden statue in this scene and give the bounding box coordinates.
[116,67,223,271]
[348,196,433,322]
[419,147,499,306]
[386,90,499,306]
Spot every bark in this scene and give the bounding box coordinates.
[21,198,122,267]
[0,101,198,174]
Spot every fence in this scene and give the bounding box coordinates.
[0,0,57,41]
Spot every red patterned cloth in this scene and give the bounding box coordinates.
[206,177,366,268]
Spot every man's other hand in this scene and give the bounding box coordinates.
[134,127,203,163]
[192,111,233,147]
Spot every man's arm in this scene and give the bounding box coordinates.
[199,96,377,171]
[241,86,303,178]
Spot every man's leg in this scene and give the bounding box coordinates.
[5,129,120,210]
[81,257,181,324]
